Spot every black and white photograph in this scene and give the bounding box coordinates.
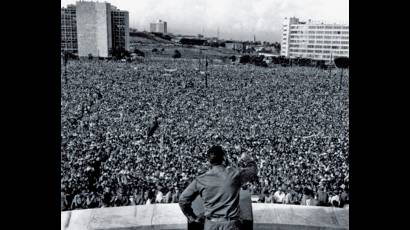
[60,0,349,229]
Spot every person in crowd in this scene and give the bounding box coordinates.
[61,191,68,210]
[264,190,274,203]
[144,190,151,205]
[309,193,320,206]
[155,188,164,203]
[284,186,299,205]
[112,189,129,207]
[134,189,144,205]
[317,186,329,206]
[273,184,287,204]
[71,193,83,210]
[129,195,136,206]
[86,191,100,208]
[301,187,314,206]
[164,189,172,203]
[329,192,341,207]
[340,188,349,208]
[171,188,180,203]
[101,187,112,208]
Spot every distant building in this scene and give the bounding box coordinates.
[61,4,78,53]
[76,1,113,57]
[129,28,138,33]
[281,17,349,61]
[225,41,243,51]
[150,20,167,34]
[61,1,130,57]
[111,7,130,52]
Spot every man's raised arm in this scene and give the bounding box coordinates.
[238,153,258,184]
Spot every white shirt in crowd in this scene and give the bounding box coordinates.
[273,191,286,203]
[329,195,340,206]
[155,191,164,203]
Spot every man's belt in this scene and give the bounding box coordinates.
[206,216,240,222]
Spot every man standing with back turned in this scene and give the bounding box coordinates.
[179,145,258,230]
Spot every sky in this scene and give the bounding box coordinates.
[61,0,349,42]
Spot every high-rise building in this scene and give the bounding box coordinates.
[150,20,167,34]
[76,1,112,57]
[111,6,130,52]
[62,1,130,57]
[281,17,349,61]
[61,4,78,54]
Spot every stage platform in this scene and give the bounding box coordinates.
[61,203,348,230]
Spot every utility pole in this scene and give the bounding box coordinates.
[205,55,208,88]
[198,49,201,71]
[339,65,344,91]
[329,52,333,78]
[63,52,68,83]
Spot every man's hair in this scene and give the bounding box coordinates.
[207,145,225,165]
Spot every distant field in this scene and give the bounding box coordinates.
[129,32,239,60]
[132,43,239,60]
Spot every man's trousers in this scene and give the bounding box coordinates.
[204,219,241,230]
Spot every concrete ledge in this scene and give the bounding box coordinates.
[62,204,348,230]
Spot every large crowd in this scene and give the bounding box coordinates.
[61,57,349,211]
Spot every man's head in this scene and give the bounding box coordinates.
[281,184,287,192]
[207,145,225,165]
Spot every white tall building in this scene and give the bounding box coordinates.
[150,20,167,34]
[281,17,349,61]
[76,1,112,57]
